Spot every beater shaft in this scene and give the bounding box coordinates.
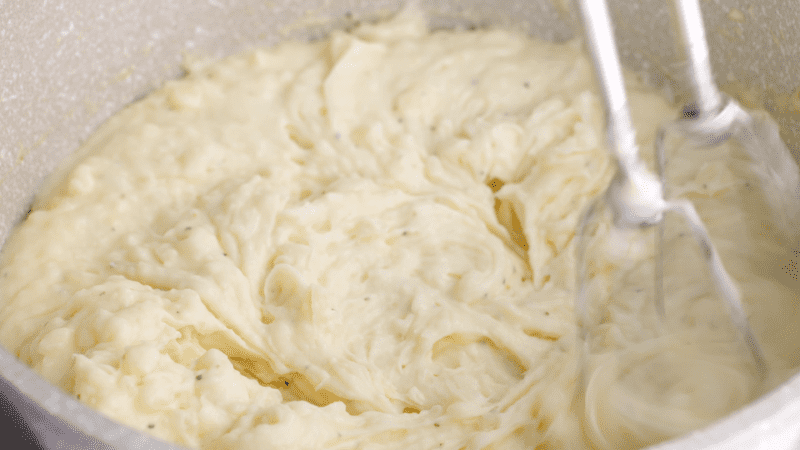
[670,0,723,115]
[575,0,636,168]
[576,0,666,228]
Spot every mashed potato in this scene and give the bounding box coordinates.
[1,8,799,450]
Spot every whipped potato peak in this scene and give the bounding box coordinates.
[0,8,798,450]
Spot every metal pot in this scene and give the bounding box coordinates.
[1,0,799,448]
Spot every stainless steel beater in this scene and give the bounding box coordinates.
[574,0,767,374]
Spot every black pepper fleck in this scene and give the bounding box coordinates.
[284,381,289,386]
[196,374,202,381]
[700,239,713,259]
[148,424,155,429]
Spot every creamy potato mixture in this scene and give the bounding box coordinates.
[2,9,800,450]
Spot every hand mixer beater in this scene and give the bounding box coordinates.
[570,0,799,445]
[575,0,773,392]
